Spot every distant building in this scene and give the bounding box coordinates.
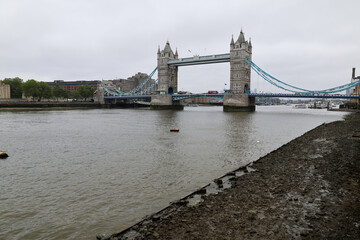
[112,72,155,93]
[0,81,11,99]
[46,80,101,91]
[45,72,155,94]
[351,68,360,104]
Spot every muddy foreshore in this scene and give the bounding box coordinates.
[100,113,360,240]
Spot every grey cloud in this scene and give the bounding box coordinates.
[0,0,359,93]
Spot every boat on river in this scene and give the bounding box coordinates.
[294,104,307,109]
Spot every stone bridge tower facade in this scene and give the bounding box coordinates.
[230,30,252,94]
[224,30,255,111]
[157,41,178,94]
[151,41,183,109]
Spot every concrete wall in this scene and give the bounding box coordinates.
[150,95,183,110]
[223,94,255,112]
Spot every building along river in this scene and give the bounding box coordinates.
[0,106,348,239]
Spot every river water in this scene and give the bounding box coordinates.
[0,106,348,239]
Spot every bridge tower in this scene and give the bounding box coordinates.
[151,41,183,109]
[223,30,255,111]
[157,41,178,94]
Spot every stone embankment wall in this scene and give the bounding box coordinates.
[0,102,105,109]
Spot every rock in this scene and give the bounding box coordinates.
[153,232,160,238]
[248,214,256,221]
[257,213,265,219]
[0,152,8,159]
[215,179,223,185]
[194,188,206,195]
[96,234,106,240]
[177,200,188,206]
[300,231,309,237]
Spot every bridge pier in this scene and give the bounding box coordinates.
[223,94,255,112]
[150,95,184,110]
[95,87,105,104]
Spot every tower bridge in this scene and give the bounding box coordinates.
[152,30,254,111]
[99,30,360,110]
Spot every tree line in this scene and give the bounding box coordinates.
[2,77,95,101]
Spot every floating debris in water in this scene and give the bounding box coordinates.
[0,151,8,159]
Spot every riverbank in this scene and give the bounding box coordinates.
[102,112,360,239]
[329,108,360,113]
[0,102,154,110]
[0,102,105,110]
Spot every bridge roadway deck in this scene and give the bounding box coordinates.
[104,93,360,101]
[167,53,230,66]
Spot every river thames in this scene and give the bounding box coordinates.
[0,106,348,239]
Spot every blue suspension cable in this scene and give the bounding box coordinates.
[245,58,360,94]
[125,67,158,95]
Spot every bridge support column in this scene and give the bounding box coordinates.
[223,94,255,112]
[150,95,184,110]
[95,87,105,104]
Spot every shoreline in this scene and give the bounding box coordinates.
[100,112,360,239]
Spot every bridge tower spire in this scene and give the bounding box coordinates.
[156,41,178,94]
[151,41,183,109]
[223,29,255,111]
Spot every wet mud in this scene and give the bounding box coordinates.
[100,113,360,240]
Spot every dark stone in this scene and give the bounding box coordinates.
[152,215,161,221]
[150,105,184,110]
[214,179,223,185]
[223,105,255,112]
[194,188,206,195]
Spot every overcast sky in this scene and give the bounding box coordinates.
[1,0,359,93]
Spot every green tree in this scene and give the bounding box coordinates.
[37,82,53,101]
[53,83,65,101]
[63,90,71,102]
[2,77,23,98]
[77,85,94,101]
[69,90,80,101]
[22,79,39,101]
[22,80,53,101]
